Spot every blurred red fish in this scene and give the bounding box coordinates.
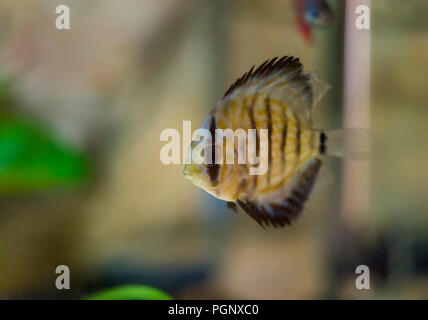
[293,0,335,44]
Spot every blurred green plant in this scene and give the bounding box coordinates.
[0,116,90,194]
[86,285,172,300]
[0,74,90,194]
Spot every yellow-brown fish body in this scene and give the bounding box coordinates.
[184,56,330,227]
[210,94,323,202]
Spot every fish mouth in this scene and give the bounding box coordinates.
[183,164,195,179]
[183,165,190,177]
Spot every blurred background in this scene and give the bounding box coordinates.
[0,0,427,299]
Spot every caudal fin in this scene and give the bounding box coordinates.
[324,128,371,160]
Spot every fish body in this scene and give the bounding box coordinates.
[208,93,323,203]
[184,56,343,228]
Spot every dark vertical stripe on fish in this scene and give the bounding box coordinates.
[249,95,260,157]
[208,116,220,186]
[295,116,301,161]
[248,94,259,194]
[266,97,272,185]
[281,109,287,173]
[319,131,327,154]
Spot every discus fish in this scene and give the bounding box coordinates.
[184,56,367,228]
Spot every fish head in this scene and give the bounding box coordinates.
[183,140,221,193]
[183,115,225,195]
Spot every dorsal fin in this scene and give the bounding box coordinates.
[218,56,329,127]
[223,56,309,99]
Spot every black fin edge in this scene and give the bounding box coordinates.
[223,55,307,99]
